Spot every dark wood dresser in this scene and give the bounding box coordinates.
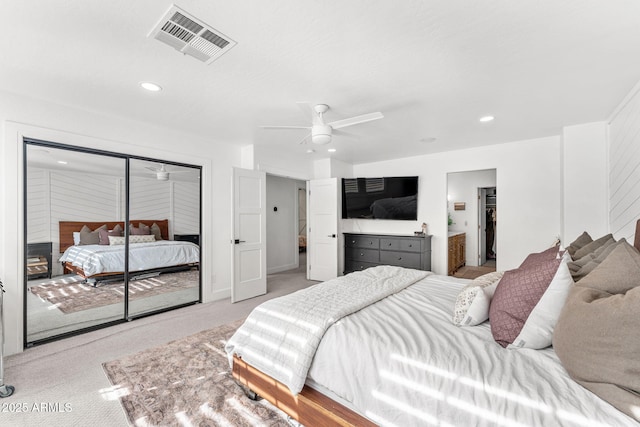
[343,233,432,274]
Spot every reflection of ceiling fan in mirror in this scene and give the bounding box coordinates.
[145,164,192,181]
[261,102,384,145]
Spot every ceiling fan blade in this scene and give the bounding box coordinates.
[328,112,384,130]
[296,102,316,123]
[145,166,159,172]
[333,129,358,139]
[260,125,311,130]
[298,133,312,145]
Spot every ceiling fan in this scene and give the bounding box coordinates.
[144,164,192,181]
[261,102,384,145]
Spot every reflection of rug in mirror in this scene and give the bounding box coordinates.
[28,269,199,314]
[102,320,289,427]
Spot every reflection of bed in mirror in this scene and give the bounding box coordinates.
[58,220,199,283]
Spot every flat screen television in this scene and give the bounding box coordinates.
[341,176,418,220]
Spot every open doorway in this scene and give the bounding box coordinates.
[447,169,497,279]
[478,187,497,269]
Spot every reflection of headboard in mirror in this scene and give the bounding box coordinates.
[635,219,640,252]
[59,219,169,253]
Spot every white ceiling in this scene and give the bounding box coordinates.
[2,1,640,165]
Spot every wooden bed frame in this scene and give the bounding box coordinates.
[231,219,640,427]
[59,219,192,281]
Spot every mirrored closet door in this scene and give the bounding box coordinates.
[24,140,202,345]
[25,143,128,342]
[127,159,201,317]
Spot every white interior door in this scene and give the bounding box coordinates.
[231,167,267,302]
[308,178,338,281]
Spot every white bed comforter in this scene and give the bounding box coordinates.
[59,240,199,276]
[225,265,429,394]
[307,274,639,427]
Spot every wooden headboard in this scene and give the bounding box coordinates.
[635,219,640,252]
[59,219,169,253]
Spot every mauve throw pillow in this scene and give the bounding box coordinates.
[130,224,151,235]
[98,224,123,245]
[519,245,560,268]
[489,257,561,348]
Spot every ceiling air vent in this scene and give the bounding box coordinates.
[149,5,236,64]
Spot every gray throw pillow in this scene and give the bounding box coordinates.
[572,234,614,260]
[79,224,107,245]
[566,231,592,257]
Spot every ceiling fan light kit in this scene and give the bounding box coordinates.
[261,102,384,145]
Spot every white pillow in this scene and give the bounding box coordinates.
[507,257,574,349]
[73,232,81,246]
[452,271,504,326]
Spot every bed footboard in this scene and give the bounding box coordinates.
[232,355,375,427]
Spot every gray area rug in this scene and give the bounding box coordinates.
[29,270,199,314]
[102,320,290,426]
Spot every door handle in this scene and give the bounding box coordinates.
[233,239,246,244]
[327,234,336,238]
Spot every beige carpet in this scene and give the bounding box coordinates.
[29,270,199,314]
[102,319,289,427]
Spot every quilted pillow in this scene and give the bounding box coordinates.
[553,242,640,421]
[489,255,567,348]
[452,271,504,326]
[507,257,573,349]
[98,224,123,245]
[79,224,107,245]
[519,245,561,268]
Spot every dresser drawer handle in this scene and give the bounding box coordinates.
[388,243,392,246]
[408,244,413,247]
[352,240,356,244]
[360,253,364,256]
[398,257,402,260]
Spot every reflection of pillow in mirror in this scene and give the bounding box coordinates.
[73,232,81,246]
[109,235,155,245]
[98,224,123,245]
[130,235,155,244]
[108,236,126,245]
[151,223,162,241]
[130,224,151,235]
[79,224,107,245]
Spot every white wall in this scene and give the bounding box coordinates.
[447,169,497,267]
[562,122,609,243]
[266,174,306,274]
[0,91,242,355]
[347,136,563,275]
[609,83,640,242]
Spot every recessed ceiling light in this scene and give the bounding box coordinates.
[140,82,162,92]
[420,137,437,143]
[328,148,336,153]
[57,160,67,165]
[306,149,315,154]
[479,115,495,123]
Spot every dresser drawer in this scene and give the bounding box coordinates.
[380,251,421,269]
[345,247,380,263]
[344,260,379,274]
[380,238,421,252]
[345,235,380,249]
